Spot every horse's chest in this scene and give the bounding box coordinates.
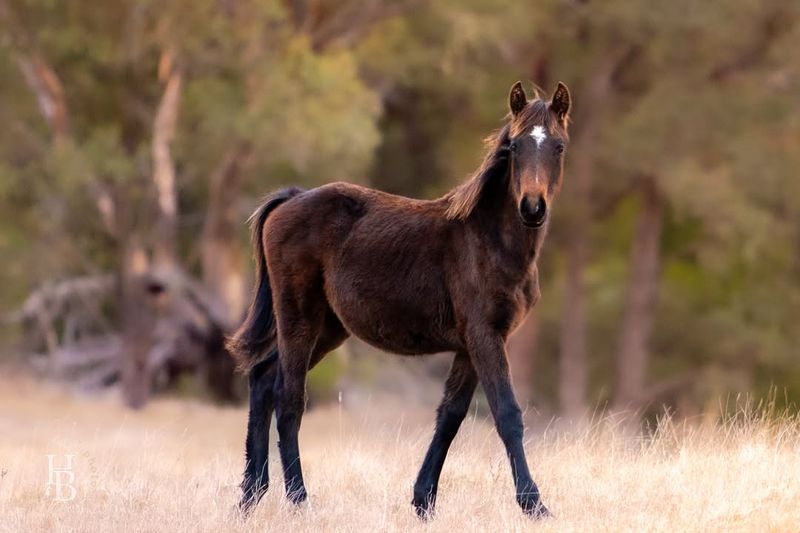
[488,273,540,337]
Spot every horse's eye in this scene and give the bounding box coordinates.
[508,141,517,153]
[555,143,565,155]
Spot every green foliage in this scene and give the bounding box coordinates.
[1,0,798,410]
[306,349,347,403]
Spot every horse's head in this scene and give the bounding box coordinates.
[505,81,571,228]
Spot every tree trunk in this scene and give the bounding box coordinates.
[119,234,154,409]
[507,311,540,412]
[200,142,252,326]
[612,178,663,411]
[559,230,589,418]
[151,52,182,270]
[557,48,631,419]
[199,143,253,403]
[117,51,182,409]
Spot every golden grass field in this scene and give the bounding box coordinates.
[1,373,799,533]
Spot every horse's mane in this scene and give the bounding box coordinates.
[443,124,511,221]
[444,99,559,221]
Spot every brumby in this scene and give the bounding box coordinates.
[228,81,571,519]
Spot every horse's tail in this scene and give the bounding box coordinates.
[226,186,304,373]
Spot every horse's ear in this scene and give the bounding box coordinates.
[509,81,527,117]
[549,82,571,126]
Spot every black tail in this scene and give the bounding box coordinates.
[226,187,304,373]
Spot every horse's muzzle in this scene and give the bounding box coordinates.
[519,195,547,227]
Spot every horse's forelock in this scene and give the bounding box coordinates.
[511,99,567,139]
[444,98,569,222]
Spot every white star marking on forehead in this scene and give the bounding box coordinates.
[530,125,547,147]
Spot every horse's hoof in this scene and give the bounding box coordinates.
[287,487,308,506]
[412,502,434,521]
[412,491,436,521]
[522,500,552,519]
[517,493,551,519]
[238,486,267,516]
[237,500,251,517]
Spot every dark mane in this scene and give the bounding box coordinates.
[443,124,511,221]
[444,99,565,221]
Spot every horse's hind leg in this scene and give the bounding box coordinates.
[238,309,345,513]
[275,302,348,505]
[239,351,279,513]
[412,352,478,518]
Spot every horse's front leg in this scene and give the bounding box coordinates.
[466,329,550,518]
[412,351,478,518]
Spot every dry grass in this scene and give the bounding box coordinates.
[1,375,799,532]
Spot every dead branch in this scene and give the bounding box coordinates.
[3,275,115,326]
[284,0,426,51]
[709,6,793,82]
[14,53,69,141]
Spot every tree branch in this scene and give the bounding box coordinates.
[14,53,69,141]
[709,6,792,82]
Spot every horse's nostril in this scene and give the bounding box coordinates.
[531,196,546,217]
[535,196,546,218]
[519,195,547,227]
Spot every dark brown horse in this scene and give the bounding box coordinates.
[228,81,571,519]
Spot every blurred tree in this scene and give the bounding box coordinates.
[0,0,799,417]
[0,0,383,405]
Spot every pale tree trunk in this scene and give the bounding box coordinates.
[197,143,252,405]
[119,234,153,409]
[201,142,252,326]
[118,50,182,408]
[559,231,589,419]
[613,178,663,411]
[558,50,625,419]
[507,311,540,413]
[12,48,152,408]
[151,51,182,270]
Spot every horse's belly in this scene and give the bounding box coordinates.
[348,319,453,355]
[327,282,457,355]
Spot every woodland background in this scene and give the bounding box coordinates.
[1,0,799,420]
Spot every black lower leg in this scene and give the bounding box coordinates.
[490,386,549,517]
[239,352,278,512]
[412,352,477,518]
[274,369,308,504]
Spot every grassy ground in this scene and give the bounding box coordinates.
[1,375,799,532]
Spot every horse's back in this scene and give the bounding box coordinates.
[263,181,451,258]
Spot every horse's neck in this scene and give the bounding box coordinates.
[469,184,542,274]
